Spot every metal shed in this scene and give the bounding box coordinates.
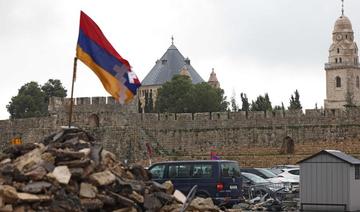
[298,150,360,211]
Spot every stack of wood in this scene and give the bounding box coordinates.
[0,128,221,212]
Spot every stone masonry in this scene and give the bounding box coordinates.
[1,96,360,168]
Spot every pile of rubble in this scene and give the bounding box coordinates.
[0,128,222,212]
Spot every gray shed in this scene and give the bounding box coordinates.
[298,150,360,211]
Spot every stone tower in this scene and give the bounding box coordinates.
[208,68,220,89]
[324,10,360,109]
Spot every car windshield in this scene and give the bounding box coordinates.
[257,168,277,178]
[242,172,268,183]
[267,168,282,175]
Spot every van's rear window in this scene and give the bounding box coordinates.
[221,162,240,177]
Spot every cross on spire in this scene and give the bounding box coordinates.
[171,35,174,45]
[341,0,344,16]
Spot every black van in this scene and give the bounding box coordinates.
[148,160,242,206]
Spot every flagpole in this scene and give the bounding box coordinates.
[68,57,78,128]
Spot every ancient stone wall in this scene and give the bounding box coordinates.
[1,97,360,167]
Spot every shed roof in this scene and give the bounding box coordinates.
[141,44,204,86]
[297,150,360,165]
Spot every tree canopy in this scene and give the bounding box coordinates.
[288,90,302,110]
[156,75,228,113]
[251,93,272,111]
[240,93,250,111]
[7,79,67,119]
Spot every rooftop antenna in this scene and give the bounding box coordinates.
[171,35,174,45]
[341,0,344,16]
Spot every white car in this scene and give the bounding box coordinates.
[276,168,300,192]
[277,168,299,181]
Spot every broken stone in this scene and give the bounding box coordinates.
[13,145,45,172]
[90,145,102,166]
[78,148,91,157]
[162,180,174,194]
[154,191,174,204]
[17,192,51,202]
[24,166,47,181]
[144,193,163,211]
[0,159,11,165]
[129,165,150,181]
[173,190,186,204]
[79,183,98,198]
[0,204,13,212]
[40,152,55,164]
[89,170,115,186]
[109,191,135,207]
[188,197,218,212]
[57,159,90,168]
[0,185,18,203]
[80,198,103,210]
[69,167,84,179]
[129,191,144,204]
[47,149,85,161]
[21,181,52,194]
[48,166,71,184]
[97,194,116,206]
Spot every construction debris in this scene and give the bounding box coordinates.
[0,128,222,211]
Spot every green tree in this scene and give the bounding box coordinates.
[41,79,67,103]
[156,75,228,113]
[288,90,302,110]
[240,93,250,111]
[251,93,272,111]
[230,91,239,112]
[7,79,67,119]
[7,82,47,119]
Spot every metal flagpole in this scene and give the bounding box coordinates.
[68,57,78,128]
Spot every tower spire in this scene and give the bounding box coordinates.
[341,0,344,16]
[171,35,174,45]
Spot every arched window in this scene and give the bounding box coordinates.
[337,48,340,53]
[336,76,341,88]
[357,76,360,89]
[339,57,342,63]
[335,58,338,63]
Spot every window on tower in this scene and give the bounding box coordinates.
[337,48,340,53]
[335,58,338,63]
[339,57,342,63]
[336,76,341,88]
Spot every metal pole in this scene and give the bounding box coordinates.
[68,57,78,128]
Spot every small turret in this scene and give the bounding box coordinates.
[208,68,220,89]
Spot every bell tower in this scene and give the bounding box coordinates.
[324,1,360,109]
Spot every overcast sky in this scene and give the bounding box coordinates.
[1,0,359,119]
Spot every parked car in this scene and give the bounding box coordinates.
[241,168,284,184]
[149,160,243,206]
[241,172,286,201]
[277,168,300,181]
[242,168,298,192]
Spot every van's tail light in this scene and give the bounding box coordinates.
[216,182,224,192]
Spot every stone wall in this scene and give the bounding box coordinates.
[1,96,360,167]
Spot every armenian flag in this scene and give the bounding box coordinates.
[76,11,141,104]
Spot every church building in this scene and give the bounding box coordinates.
[324,3,360,109]
[138,37,220,112]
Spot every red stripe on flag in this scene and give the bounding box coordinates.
[79,11,131,71]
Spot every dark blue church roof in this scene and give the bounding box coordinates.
[141,44,204,86]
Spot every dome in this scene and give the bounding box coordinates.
[333,15,353,33]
